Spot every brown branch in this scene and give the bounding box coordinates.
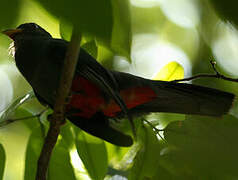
[36,30,82,180]
[172,61,238,83]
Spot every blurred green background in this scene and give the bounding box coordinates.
[1,0,238,179]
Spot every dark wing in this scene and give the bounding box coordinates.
[46,39,134,146]
[68,112,133,147]
[76,49,131,118]
[76,49,135,136]
[47,39,129,117]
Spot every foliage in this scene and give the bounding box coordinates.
[1,0,238,180]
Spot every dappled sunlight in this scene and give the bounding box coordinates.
[17,0,60,38]
[0,122,30,180]
[212,23,238,76]
[131,0,202,29]
[159,0,200,28]
[0,67,13,112]
[130,0,161,8]
[70,148,85,172]
[156,125,164,140]
[109,175,127,180]
[113,56,132,73]
[70,148,91,180]
[1,63,31,100]
[131,33,191,79]
[0,0,238,179]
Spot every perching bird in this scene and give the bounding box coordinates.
[2,23,235,146]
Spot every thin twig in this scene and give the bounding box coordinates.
[0,108,48,127]
[36,30,81,180]
[0,115,37,127]
[142,118,165,141]
[173,61,238,83]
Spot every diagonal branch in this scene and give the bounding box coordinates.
[172,61,238,83]
[36,30,82,180]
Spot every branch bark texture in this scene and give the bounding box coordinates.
[36,30,81,180]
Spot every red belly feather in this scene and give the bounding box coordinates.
[67,76,156,118]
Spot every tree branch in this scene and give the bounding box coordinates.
[36,30,81,180]
[173,61,238,83]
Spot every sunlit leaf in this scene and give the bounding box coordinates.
[60,20,94,43]
[0,144,5,180]
[153,61,184,81]
[97,46,114,68]
[25,117,74,179]
[106,143,130,168]
[10,108,43,134]
[60,122,75,149]
[129,125,160,180]
[22,108,48,180]
[48,132,76,180]
[75,130,108,180]
[82,40,98,59]
[24,123,44,180]
[0,91,34,122]
[160,23,199,59]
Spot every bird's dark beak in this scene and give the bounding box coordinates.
[2,29,23,39]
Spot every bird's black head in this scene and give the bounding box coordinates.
[2,23,52,40]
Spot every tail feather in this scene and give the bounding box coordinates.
[112,71,235,116]
[134,82,234,116]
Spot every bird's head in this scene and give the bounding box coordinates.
[2,23,52,41]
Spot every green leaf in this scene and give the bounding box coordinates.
[60,121,75,149]
[22,108,47,180]
[0,144,5,180]
[105,119,141,170]
[0,0,20,29]
[152,163,186,180]
[153,61,184,81]
[48,132,76,180]
[129,125,160,180]
[35,0,112,40]
[24,123,44,180]
[209,0,238,26]
[97,46,114,69]
[60,20,94,44]
[58,1,131,61]
[163,115,238,178]
[60,21,98,59]
[25,118,74,180]
[106,143,130,168]
[59,20,73,42]
[0,91,35,122]
[75,130,108,180]
[12,107,42,131]
[82,40,98,59]
[110,0,132,60]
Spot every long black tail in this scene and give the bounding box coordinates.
[113,71,235,116]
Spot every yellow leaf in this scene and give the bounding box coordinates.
[153,61,184,81]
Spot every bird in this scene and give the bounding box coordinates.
[2,23,235,146]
